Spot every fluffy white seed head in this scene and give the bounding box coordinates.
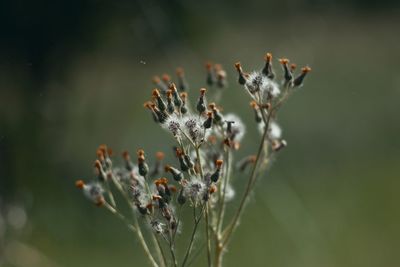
[184,116,204,142]
[224,113,246,142]
[83,183,104,204]
[183,178,207,203]
[162,114,182,137]
[244,71,280,98]
[258,120,282,140]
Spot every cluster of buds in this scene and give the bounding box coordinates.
[74,52,311,267]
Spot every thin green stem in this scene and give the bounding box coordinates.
[181,205,206,267]
[221,123,269,246]
[103,202,159,267]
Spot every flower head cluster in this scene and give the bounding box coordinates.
[74,53,311,267]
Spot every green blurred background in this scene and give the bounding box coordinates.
[1,0,400,266]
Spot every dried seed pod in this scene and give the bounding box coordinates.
[293,66,311,87]
[262,52,275,79]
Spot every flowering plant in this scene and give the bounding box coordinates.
[75,53,311,267]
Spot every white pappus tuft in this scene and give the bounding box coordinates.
[83,182,104,205]
[162,114,183,138]
[183,116,204,143]
[224,113,246,142]
[245,71,280,98]
[258,120,282,140]
[150,220,166,234]
[183,178,207,203]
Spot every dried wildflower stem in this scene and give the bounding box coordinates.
[153,233,168,267]
[217,149,232,233]
[109,175,166,267]
[103,202,137,232]
[181,205,206,267]
[194,143,212,267]
[222,122,269,246]
[133,216,160,267]
[105,181,117,207]
[205,205,212,267]
[103,202,159,267]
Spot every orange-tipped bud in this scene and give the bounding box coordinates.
[279,58,289,65]
[290,64,297,71]
[175,148,184,157]
[143,101,154,109]
[216,159,223,168]
[180,92,187,100]
[75,180,85,189]
[152,195,162,200]
[96,149,105,160]
[164,165,172,172]
[137,149,145,157]
[205,62,212,70]
[166,90,172,98]
[207,111,213,118]
[234,62,242,72]
[169,185,177,192]
[209,185,217,194]
[122,151,130,161]
[176,67,184,76]
[265,53,272,62]
[146,203,153,209]
[301,66,312,73]
[155,151,164,161]
[153,76,161,83]
[98,144,107,155]
[200,88,207,96]
[208,102,216,110]
[152,88,161,98]
[250,100,258,109]
[169,83,177,92]
[162,74,170,82]
[94,160,102,170]
[154,177,168,186]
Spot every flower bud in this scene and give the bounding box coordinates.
[262,53,275,79]
[137,149,149,177]
[152,88,167,112]
[165,165,184,181]
[293,66,311,87]
[178,188,186,205]
[180,92,188,114]
[210,159,223,183]
[196,88,207,114]
[206,62,216,86]
[279,58,293,84]
[169,83,183,108]
[203,111,213,129]
[176,67,189,92]
[235,62,248,85]
[166,90,175,114]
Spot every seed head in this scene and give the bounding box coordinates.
[262,52,275,79]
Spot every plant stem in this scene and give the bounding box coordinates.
[133,216,160,267]
[152,233,168,267]
[194,143,212,267]
[221,122,269,246]
[103,202,159,267]
[205,204,212,267]
[216,149,232,234]
[181,205,205,267]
